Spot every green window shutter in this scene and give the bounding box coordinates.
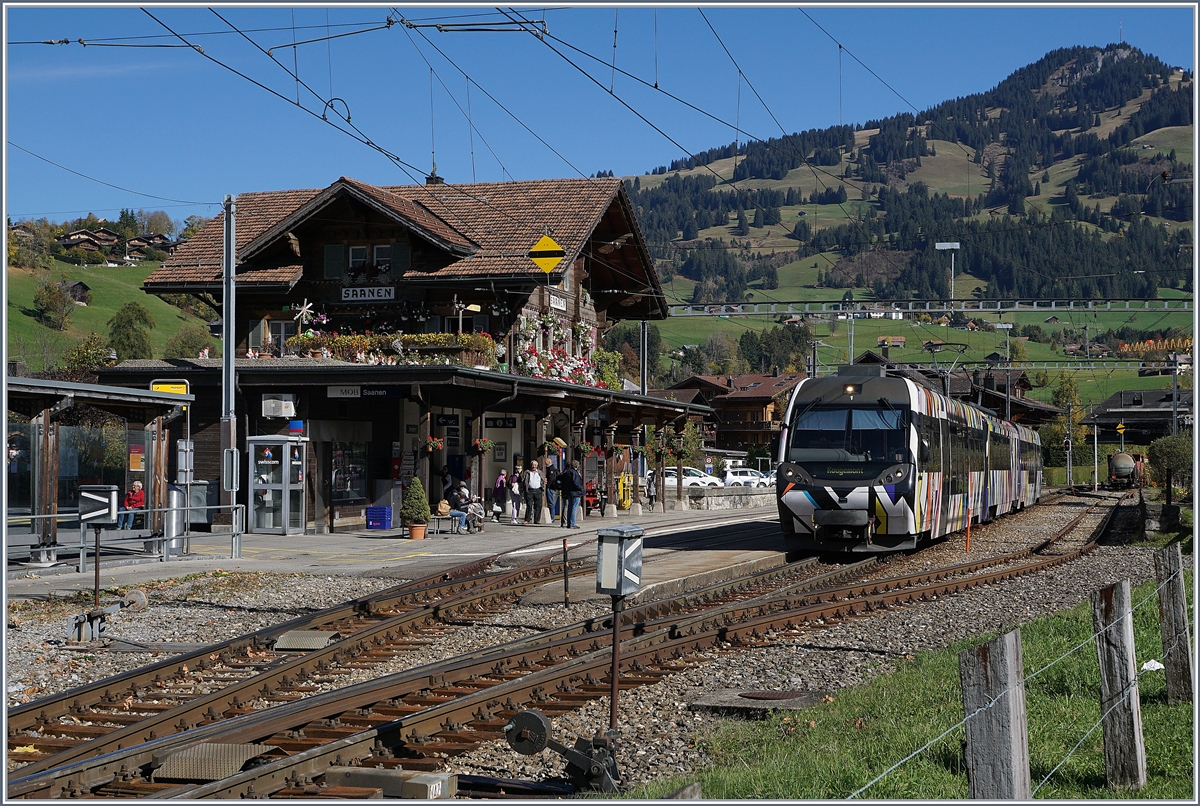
[323,244,345,279]
[392,241,411,272]
[248,318,264,350]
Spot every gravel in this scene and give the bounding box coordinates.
[4,496,1180,792]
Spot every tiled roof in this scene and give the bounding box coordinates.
[383,178,624,279]
[147,176,630,288]
[147,188,320,286]
[674,373,804,400]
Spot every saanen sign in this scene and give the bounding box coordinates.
[342,286,395,301]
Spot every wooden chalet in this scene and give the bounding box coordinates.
[658,371,806,452]
[97,175,711,533]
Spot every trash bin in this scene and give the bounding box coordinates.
[186,480,214,526]
[164,484,186,550]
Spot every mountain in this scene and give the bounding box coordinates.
[626,44,1193,304]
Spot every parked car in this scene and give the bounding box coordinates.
[724,467,769,487]
[651,466,725,488]
[764,469,777,487]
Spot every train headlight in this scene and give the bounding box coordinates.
[895,470,903,478]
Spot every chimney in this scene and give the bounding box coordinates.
[985,373,997,391]
[881,343,890,359]
[727,376,734,388]
[425,173,444,185]
[773,365,780,377]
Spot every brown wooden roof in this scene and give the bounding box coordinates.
[144,176,661,317]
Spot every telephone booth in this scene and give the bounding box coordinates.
[247,436,308,534]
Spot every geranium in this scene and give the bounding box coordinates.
[576,441,595,458]
[424,437,444,452]
[474,437,496,454]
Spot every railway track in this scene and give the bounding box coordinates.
[7,494,1127,799]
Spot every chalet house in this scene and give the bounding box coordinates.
[56,232,104,252]
[660,371,805,452]
[98,175,710,533]
[8,223,35,241]
[127,233,175,256]
[1083,388,1194,442]
[60,280,91,304]
[1044,315,1060,324]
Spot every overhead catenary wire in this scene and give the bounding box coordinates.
[7,141,216,206]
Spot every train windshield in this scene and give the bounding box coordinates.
[788,408,909,468]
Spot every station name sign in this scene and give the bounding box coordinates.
[327,386,403,398]
[342,286,395,301]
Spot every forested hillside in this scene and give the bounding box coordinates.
[629,44,1193,305]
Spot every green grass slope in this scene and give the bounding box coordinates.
[7,260,208,372]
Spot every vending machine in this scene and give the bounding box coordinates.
[247,435,308,534]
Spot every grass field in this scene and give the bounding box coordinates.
[627,568,1195,800]
[6,260,209,372]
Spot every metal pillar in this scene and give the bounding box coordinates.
[220,194,237,512]
[604,425,619,518]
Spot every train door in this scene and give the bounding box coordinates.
[939,418,951,538]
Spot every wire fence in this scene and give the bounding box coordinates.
[848,561,1189,799]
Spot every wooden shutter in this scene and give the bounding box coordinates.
[248,318,264,350]
[323,244,345,279]
[392,241,411,272]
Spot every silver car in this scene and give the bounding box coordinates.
[723,467,769,487]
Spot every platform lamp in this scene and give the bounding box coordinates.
[935,241,960,301]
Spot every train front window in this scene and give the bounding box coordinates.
[788,408,908,466]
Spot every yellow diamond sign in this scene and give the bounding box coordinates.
[529,235,565,273]
[1116,423,1125,434]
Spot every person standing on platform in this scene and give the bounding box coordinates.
[559,461,584,529]
[508,472,522,524]
[521,460,544,524]
[545,460,560,523]
[491,469,508,522]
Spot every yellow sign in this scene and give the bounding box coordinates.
[1116,423,1126,434]
[528,235,565,273]
[151,382,189,396]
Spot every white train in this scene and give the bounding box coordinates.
[775,367,1043,553]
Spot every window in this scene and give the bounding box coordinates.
[323,244,344,279]
[268,320,297,356]
[349,246,367,268]
[374,244,391,268]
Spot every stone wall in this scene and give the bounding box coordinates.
[669,486,775,511]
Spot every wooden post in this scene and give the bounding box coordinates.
[1154,544,1193,705]
[604,425,619,518]
[629,427,642,516]
[959,630,1031,799]
[655,426,666,513]
[1091,580,1147,790]
[418,406,431,504]
[674,425,684,510]
[469,410,484,502]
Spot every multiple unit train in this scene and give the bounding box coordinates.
[775,366,1043,553]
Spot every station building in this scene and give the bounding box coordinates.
[95,176,710,533]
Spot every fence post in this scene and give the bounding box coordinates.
[1091,579,1147,790]
[959,629,1031,799]
[1154,543,1193,705]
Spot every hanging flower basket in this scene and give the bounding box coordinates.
[472,437,496,454]
[424,437,444,452]
[576,441,595,458]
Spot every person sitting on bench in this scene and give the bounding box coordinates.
[117,481,144,529]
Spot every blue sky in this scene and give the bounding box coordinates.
[4,3,1195,228]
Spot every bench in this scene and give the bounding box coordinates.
[429,515,457,534]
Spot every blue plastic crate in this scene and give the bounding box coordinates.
[366,506,392,530]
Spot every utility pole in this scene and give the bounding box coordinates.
[1066,400,1073,491]
[1093,406,1099,492]
[1171,352,1179,436]
[220,195,237,512]
[639,319,648,395]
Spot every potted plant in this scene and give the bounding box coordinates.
[473,437,496,454]
[400,477,431,540]
[424,436,444,452]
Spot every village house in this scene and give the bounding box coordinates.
[658,371,805,453]
[98,175,709,533]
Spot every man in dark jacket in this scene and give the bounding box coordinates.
[557,460,584,528]
[545,460,560,521]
